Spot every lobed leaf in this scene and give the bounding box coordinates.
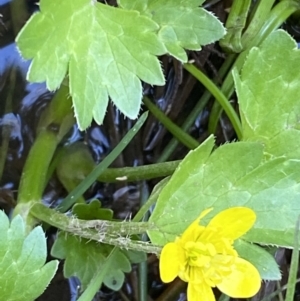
[51,233,135,291]
[16,0,165,129]
[118,0,226,62]
[0,212,58,301]
[148,30,300,250]
[51,200,146,291]
[72,199,113,221]
[234,30,300,158]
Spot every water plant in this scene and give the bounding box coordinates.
[1,0,300,300]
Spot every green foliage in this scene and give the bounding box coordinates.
[16,0,225,130]
[235,29,300,159]
[72,199,113,221]
[0,212,58,301]
[148,30,300,253]
[234,240,281,280]
[51,200,146,291]
[51,233,131,290]
[56,142,95,201]
[118,0,224,62]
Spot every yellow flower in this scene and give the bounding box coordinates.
[159,207,261,301]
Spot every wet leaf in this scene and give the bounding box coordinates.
[118,0,225,62]
[0,212,58,301]
[16,0,165,129]
[148,31,300,250]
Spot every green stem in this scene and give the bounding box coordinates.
[219,0,252,53]
[184,63,242,140]
[17,131,59,202]
[208,0,300,136]
[143,96,199,150]
[13,85,74,229]
[30,203,162,254]
[246,0,300,49]
[158,54,236,162]
[260,279,300,301]
[285,216,300,301]
[133,177,169,222]
[97,160,180,183]
[16,85,73,204]
[242,0,276,49]
[58,112,149,212]
[31,203,156,234]
[138,183,149,301]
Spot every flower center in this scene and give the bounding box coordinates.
[183,234,238,287]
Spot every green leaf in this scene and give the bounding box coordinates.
[118,0,226,62]
[51,233,131,291]
[77,247,118,301]
[148,138,263,244]
[148,139,300,248]
[149,138,300,247]
[16,0,165,129]
[148,30,300,250]
[234,240,281,281]
[72,199,113,221]
[234,29,300,158]
[0,212,58,301]
[56,142,95,197]
[103,250,131,290]
[122,249,147,264]
[52,201,145,291]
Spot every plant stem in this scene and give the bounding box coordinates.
[30,203,162,254]
[138,183,149,301]
[184,63,243,140]
[219,0,251,52]
[208,0,300,136]
[58,112,149,212]
[17,85,73,204]
[143,96,199,149]
[132,177,169,222]
[285,216,300,301]
[242,0,276,49]
[158,54,236,162]
[13,84,74,229]
[97,161,180,182]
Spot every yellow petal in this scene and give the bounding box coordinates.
[181,208,213,243]
[159,242,183,283]
[217,257,261,298]
[208,207,256,240]
[188,282,215,301]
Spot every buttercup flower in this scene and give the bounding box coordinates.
[159,207,261,301]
